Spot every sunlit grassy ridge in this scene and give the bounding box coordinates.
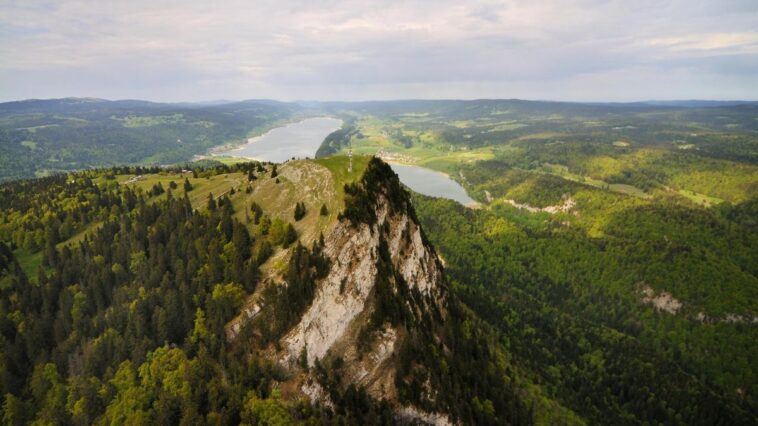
[14,156,367,281]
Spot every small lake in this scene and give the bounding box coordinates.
[389,163,477,206]
[217,117,342,163]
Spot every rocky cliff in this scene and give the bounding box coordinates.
[226,158,535,425]
[282,168,447,393]
[229,158,454,423]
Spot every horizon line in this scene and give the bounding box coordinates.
[2,96,757,106]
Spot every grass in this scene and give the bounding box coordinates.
[609,183,650,198]
[21,140,38,150]
[116,114,185,128]
[116,171,247,209]
[13,249,43,282]
[88,157,366,252]
[218,157,368,246]
[315,155,369,189]
[20,124,59,133]
[487,122,528,132]
[345,113,758,211]
[209,156,251,165]
[339,114,666,206]
[58,222,103,249]
[34,169,58,178]
[538,163,651,199]
[676,189,725,207]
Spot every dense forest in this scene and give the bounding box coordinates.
[0,159,544,425]
[414,192,757,425]
[0,162,308,424]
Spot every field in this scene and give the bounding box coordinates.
[319,100,757,207]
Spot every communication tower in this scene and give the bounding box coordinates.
[348,141,353,173]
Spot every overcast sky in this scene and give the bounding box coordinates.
[1,0,757,102]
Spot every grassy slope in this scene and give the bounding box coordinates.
[13,249,42,281]
[14,156,372,284]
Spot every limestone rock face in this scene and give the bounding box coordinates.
[282,203,386,365]
[282,187,445,365]
[280,185,449,423]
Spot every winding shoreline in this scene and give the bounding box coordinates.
[212,116,342,163]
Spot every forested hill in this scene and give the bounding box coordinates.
[0,157,550,424]
[0,155,755,424]
[0,98,300,182]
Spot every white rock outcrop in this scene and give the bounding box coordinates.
[640,284,682,314]
[282,203,386,365]
[283,192,444,367]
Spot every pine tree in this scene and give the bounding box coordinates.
[294,202,306,221]
[283,224,298,247]
[251,201,263,224]
[207,193,216,211]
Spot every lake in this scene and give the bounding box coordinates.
[215,117,476,206]
[389,163,477,206]
[216,117,342,163]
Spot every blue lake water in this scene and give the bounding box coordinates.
[217,117,342,163]
[389,163,477,206]
[215,117,476,206]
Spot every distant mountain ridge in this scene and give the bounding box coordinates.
[3,96,757,111]
[635,100,758,107]
[1,96,757,182]
[0,97,295,114]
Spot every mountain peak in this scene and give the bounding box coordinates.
[226,158,452,422]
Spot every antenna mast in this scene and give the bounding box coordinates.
[348,140,353,173]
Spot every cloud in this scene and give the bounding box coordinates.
[648,32,758,53]
[0,0,756,101]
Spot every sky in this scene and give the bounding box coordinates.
[1,0,757,102]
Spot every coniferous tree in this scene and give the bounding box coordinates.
[294,202,306,221]
[207,193,216,211]
[250,201,263,224]
[283,224,298,247]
